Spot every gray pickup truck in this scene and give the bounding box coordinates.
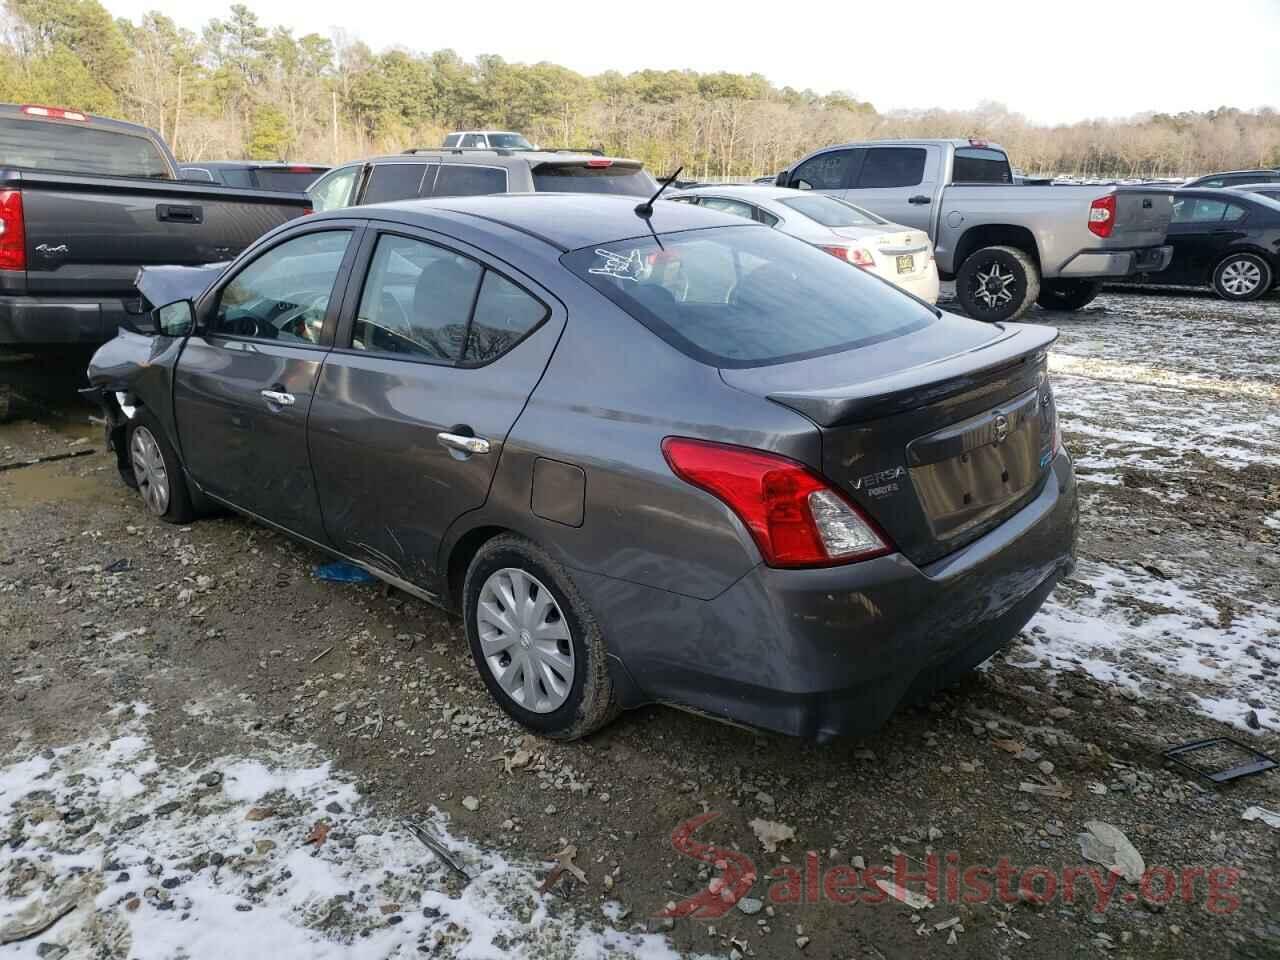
[0,104,310,349]
[775,139,1174,320]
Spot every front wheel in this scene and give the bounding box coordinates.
[1036,279,1103,312]
[955,245,1041,322]
[126,412,195,524]
[463,534,618,740]
[1212,253,1272,302]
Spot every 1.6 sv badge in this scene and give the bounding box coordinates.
[850,466,905,498]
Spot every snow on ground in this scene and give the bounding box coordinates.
[0,705,690,960]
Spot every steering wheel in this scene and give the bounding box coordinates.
[275,292,331,342]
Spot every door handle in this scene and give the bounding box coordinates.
[908,195,932,205]
[260,389,295,406]
[156,203,204,224]
[437,432,490,455]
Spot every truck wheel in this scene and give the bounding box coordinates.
[1036,279,1103,312]
[463,534,619,740]
[956,245,1040,322]
[1212,253,1271,302]
[126,411,195,524]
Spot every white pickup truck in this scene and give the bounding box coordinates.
[775,139,1174,320]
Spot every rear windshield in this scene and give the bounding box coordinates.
[533,164,657,197]
[489,133,534,149]
[564,225,935,368]
[779,195,885,227]
[0,118,171,178]
[254,169,325,191]
[953,147,1012,184]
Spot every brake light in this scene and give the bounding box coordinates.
[662,437,892,568]
[288,165,317,173]
[0,191,26,271]
[1088,195,1116,238]
[819,244,875,268]
[968,138,989,148]
[21,105,87,121]
[301,207,314,216]
[585,158,613,168]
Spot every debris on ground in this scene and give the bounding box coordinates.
[748,818,796,852]
[872,878,934,910]
[312,561,377,584]
[1077,821,1146,883]
[1241,806,1280,828]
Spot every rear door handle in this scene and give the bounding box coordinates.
[437,432,490,455]
[260,389,295,406]
[908,195,932,205]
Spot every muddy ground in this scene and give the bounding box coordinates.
[2,288,1278,959]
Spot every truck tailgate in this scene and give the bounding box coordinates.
[1109,187,1174,248]
[9,170,308,297]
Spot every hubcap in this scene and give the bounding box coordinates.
[129,426,170,516]
[971,261,1018,310]
[476,568,575,714]
[1220,259,1262,295]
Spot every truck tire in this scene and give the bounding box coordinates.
[1036,279,1103,312]
[1211,253,1272,302]
[956,245,1040,322]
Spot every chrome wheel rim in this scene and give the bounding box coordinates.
[476,568,574,714]
[130,426,170,516]
[971,261,1018,309]
[1221,259,1262,296]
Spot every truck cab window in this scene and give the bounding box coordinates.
[953,147,1012,183]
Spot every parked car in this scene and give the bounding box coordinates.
[86,194,1078,742]
[180,161,329,192]
[1228,182,1280,202]
[0,104,311,351]
[1181,169,1280,189]
[1127,188,1280,301]
[307,149,657,212]
[672,185,940,303]
[773,139,1175,321]
[442,131,535,150]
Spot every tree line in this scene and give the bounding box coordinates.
[1,0,1277,179]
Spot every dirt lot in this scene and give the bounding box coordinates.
[2,289,1278,960]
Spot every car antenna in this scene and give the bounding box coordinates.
[635,166,682,219]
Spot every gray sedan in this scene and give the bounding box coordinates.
[87,194,1077,742]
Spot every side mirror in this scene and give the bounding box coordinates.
[156,299,195,338]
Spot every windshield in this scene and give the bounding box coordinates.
[778,195,885,228]
[564,225,935,368]
[489,133,534,149]
[533,164,657,197]
[0,118,171,179]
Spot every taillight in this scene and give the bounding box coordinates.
[0,190,26,271]
[819,244,875,268]
[288,165,317,173]
[21,105,87,121]
[662,437,892,568]
[585,158,613,168]
[1088,195,1116,238]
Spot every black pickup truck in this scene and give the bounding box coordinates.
[0,104,311,349]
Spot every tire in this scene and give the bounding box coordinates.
[124,411,195,524]
[1036,279,1103,312]
[463,534,619,740]
[1212,253,1272,302]
[0,383,12,424]
[955,245,1040,322]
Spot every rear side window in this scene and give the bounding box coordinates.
[466,271,548,363]
[791,150,855,190]
[362,163,428,204]
[1173,198,1230,223]
[856,148,926,188]
[443,134,462,148]
[0,118,171,178]
[698,197,755,220]
[952,147,1012,183]
[565,225,935,368]
[532,164,657,197]
[431,164,508,197]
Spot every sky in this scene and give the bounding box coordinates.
[102,0,1280,126]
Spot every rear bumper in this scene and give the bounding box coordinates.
[577,451,1078,740]
[883,260,941,304]
[0,295,141,346]
[1056,244,1173,278]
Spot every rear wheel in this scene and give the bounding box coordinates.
[955,245,1040,322]
[1036,279,1103,311]
[1212,253,1271,301]
[126,412,194,524]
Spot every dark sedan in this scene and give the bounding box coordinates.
[85,195,1077,742]
[1132,189,1280,300]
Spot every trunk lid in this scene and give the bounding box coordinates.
[720,315,1059,565]
[1106,186,1174,247]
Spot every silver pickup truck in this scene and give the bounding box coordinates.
[775,139,1174,320]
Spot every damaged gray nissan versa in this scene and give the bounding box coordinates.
[85,193,1078,742]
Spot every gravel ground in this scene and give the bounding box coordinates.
[1,288,1278,960]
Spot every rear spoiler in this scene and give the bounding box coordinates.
[768,324,1059,427]
[136,262,227,308]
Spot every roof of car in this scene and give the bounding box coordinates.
[342,193,752,252]
[181,160,329,170]
[1184,169,1280,183]
[385,149,635,165]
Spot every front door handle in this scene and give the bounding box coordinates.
[908,194,932,205]
[437,432,490,455]
[260,389,295,406]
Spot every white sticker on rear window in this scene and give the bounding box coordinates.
[588,248,645,282]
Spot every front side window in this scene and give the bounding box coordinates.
[309,165,360,212]
[791,150,855,190]
[779,195,885,227]
[353,235,482,361]
[362,163,428,205]
[212,231,350,344]
[431,164,508,197]
[443,134,462,148]
[461,134,486,148]
[565,225,935,367]
[855,147,927,188]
